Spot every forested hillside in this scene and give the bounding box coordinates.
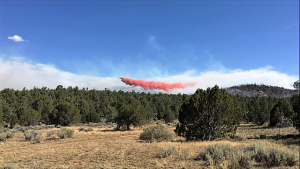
[0,84,298,129]
[225,84,298,98]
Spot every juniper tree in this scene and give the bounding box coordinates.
[115,98,153,130]
[53,102,81,126]
[175,85,241,141]
[269,98,295,127]
[16,107,41,126]
[248,96,270,125]
[290,94,300,130]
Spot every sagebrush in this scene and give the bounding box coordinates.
[139,124,174,142]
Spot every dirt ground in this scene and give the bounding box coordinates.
[0,124,299,169]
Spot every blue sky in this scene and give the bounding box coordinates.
[0,1,299,93]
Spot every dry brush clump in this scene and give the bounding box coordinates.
[139,124,175,143]
[78,126,93,132]
[156,146,176,158]
[231,132,246,141]
[195,143,299,168]
[24,129,43,143]
[57,128,74,139]
[195,144,236,167]
[5,131,15,139]
[47,130,55,137]
[0,133,6,142]
[0,129,17,142]
[247,143,299,167]
[78,126,85,132]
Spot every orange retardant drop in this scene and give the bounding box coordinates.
[120,77,196,92]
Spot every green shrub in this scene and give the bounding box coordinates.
[232,132,246,141]
[283,150,298,166]
[86,127,93,132]
[259,135,267,139]
[139,124,174,142]
[24,129,37,141]
[24,130,42,143]
[247,143,298,167]
[230,151,254,169]
[195,143,298,168]
[78,127,85,132]
[161,146,175,158]
[263,148,298,167]
[246,143,268,163]
[0,128,8,133]
[175,85,241,141]
[5,131,14,139]
[196,144,235,165]
[57,128,74,139]
[265,148,282,167]
[0,133,6,142]
[34,132,43,143]
[47,130,55,137]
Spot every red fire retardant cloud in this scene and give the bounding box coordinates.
[120,77,197,92]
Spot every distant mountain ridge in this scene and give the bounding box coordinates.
[224,84,298,98]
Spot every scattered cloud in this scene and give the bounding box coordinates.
[147,36,164,51]
[0,55,122,90]
[8,35,27,42]
[158,66,298,94]
[0,55,297,94]
[284,23,299,29]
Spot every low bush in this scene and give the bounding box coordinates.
[263,148,298,167]
[79,127,93,132]
[0,133,6,142]
[24,129,37,141]
[229,151,254,169]
[283,149,299,166]
[78,127,85,132]
[232,132,246,141]
[160,146,175,158]
[47,130,55,137]
[34,132,43,143]
[259,135,267,139]
[196,144,235,165]
[265,148,282,167]
[86,127,93,132]
[247,143,268,163]
[139,124,174,143]
[196,143,299,168]
[5,131,15,139]
[57,128,74,139]
[24,130,42,143]
[0,128,8,133]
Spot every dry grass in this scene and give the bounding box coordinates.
[0,123,299,168]
[237,123,300,150]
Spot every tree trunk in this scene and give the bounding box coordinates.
[115,124,121,131]
[126,124,130,130]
